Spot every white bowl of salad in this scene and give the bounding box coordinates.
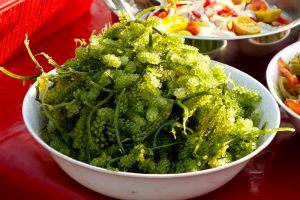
[266,41,300,132]
[23,62,282,200]
[20,15,286,200]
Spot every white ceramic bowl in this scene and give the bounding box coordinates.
[266,41,300,132]
[23,62,280,200]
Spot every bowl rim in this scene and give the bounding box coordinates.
[248,29,291,46]
[23,61,279,178]
[266,40,300,120]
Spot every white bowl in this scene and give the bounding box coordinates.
[23,62,280,200]
[266,41,300,132]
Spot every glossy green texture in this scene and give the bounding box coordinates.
[37,15,266,173]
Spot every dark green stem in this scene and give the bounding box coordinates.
[108,156,122,166]
[151,142,181,151]
[89,80,115,93]
[153,119,177,148]
[42,100,76,110]
[114,88,126,154]
[149,31,153,47]
[180,91,209,102]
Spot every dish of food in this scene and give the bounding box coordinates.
[142,0,289,37]
[277,54,300,114]
[104,0,300,40]
[266,41,300,131]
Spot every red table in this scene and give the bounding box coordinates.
[1,1,300,200]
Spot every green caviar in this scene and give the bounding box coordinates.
[30,15,281,173]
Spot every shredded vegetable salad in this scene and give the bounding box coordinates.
[277,54,300,115]
[141,0,290,37]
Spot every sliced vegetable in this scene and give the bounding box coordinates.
[153,9,171,19]
[285,99,300,115]
[232,0,251,5]
[278,77,297,100]
[185,21,208,35]
[255,9,281,23]
[217,5,237,17]
[203,0,212,8]
[192,10,201,19]
[246,0,268,11]
[167,0,180,4]
[177,30,193,36]
[227,18,234,31]
[232,16,261,35]
[277,54,300,118]
[277,16,290,25]
[175,2,192,8]
[278,57,287,68]
[162,16,189,33]
[278,57,298,89]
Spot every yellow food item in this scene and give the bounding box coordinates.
[167,0,180,3]
[255,9,282,23]
[162,16,189,33]
[232,0,250,5]
[232,16,261,35]
[177,30,193,36]
[189,21,209,27]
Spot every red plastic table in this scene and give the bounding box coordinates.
[1,1,300,200]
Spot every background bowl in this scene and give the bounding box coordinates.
[104,0,300,57]
[184,39,227,59]
[23,62,280,200]
[104,0,300,41]
[266,41,300,132]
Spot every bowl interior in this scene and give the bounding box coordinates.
[23,61,280,178]
[266,41,300,121]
